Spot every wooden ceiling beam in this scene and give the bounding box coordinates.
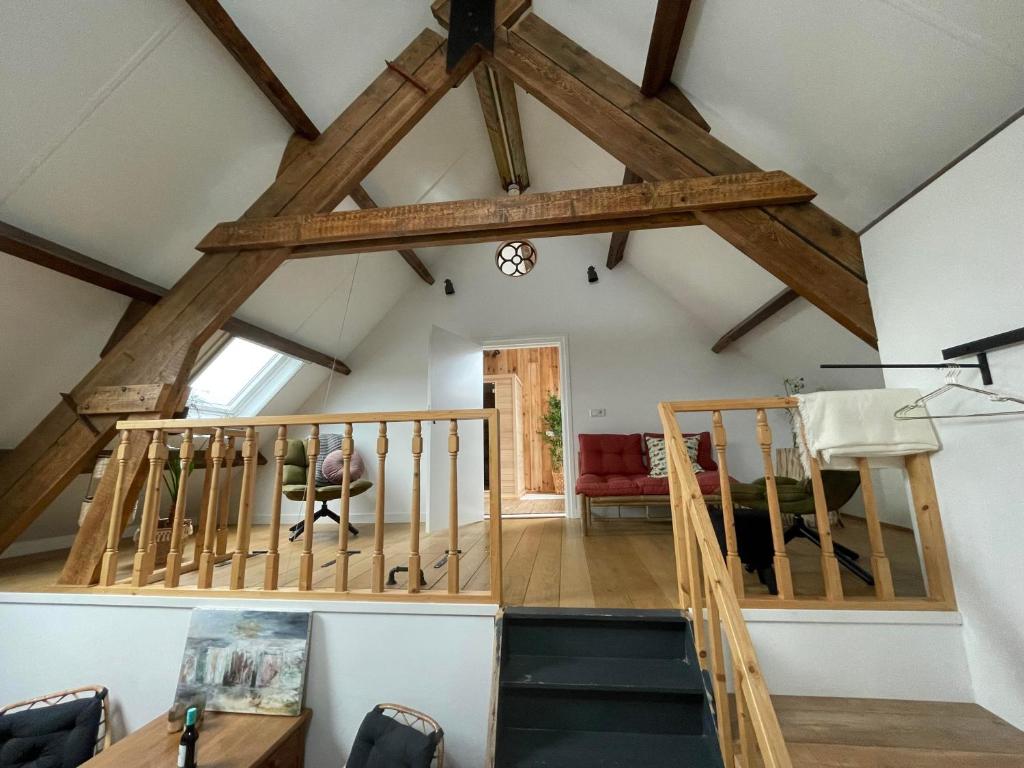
[473,65,531,191]
[348,186,435,284]
[489,13,875,345]
[0,220,350,373]
[712,288,800,353]
[198,172,814,254]
[185,0,318,139]
[0,28,468,572]
[190,3,434,285]
[606,1,707,270]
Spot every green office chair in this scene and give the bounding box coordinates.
[281,438,372,542]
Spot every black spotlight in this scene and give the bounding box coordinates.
[587,265,599,284]
[444,278,455,295]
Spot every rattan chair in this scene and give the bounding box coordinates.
[346,703,444,768]
[0,684,111,758]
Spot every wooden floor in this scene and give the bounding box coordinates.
[772,696,1024,767]
[499,494,565,516]
[0,513,924,605]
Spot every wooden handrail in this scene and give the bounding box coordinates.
[665,396,955,611]
[86,409,503,604]
[659,402,792,767]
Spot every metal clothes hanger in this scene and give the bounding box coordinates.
[894,365,1024,420]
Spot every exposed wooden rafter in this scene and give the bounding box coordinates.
[606,0,708,270]
[197,172,815,255]
[348,186,435,284]
[0,28,472,575]
[0,220,350,374]
[473,65,531,192]
[185,0,318,139]
[712,289,800,353]
[489,13,875,345]
[188,0,434,285]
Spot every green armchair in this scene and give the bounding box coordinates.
[282,438,373,542]
[726,472,871,584]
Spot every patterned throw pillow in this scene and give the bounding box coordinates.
[315,433,344,485]
[646,435,704,477]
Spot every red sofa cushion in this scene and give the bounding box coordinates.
[576,473,643,497]
[578,433,647,477]
[636,471,728,496]
[643,431,718,472]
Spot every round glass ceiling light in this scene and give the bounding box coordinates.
[495,240,537,277]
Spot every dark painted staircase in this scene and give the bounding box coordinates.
[494,608,725,767]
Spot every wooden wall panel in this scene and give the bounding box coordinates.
[484,346,561,493]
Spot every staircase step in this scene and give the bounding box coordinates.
[503,608,692,660]
[499,686,706,735]
[496,728,724,768]
[502,654,704,694]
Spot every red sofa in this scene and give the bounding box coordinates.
[575,432,726,534]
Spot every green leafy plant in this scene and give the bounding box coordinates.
[162,449,193,506]
[539,393,563,470]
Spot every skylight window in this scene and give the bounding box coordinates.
[188,337,302,417]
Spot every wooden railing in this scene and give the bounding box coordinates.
[663,397,955,610]
[659,402,791,767]
[88,410,502,603]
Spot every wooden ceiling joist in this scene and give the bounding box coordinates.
[0,27,471,576]
[712,289,800,353]
[489,13,876,345]
[185,0,318,139]
[189,1,434,285]
[606,0,707,270]
[197,172,815,255]
[0,220,350,373]
[473,65,531,191]
[348,186,435,284]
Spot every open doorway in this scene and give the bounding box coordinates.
[483,343,566,518]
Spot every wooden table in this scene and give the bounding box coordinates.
[84,709,311,767]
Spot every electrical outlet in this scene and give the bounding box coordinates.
[589,408,606,417]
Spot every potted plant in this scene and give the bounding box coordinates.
[540,393,565,494]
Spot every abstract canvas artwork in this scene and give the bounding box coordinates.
[173,609,311,716]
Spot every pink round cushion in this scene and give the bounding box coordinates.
[321,449,364,484]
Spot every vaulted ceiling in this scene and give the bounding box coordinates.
[2,0,1022,407]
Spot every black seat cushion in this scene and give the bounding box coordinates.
[346,707,440,768]
[0,695,103,768]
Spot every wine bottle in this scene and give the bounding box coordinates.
[178,707,199,768]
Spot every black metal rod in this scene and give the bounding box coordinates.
[821,360,993,385]
[942,326,1024,360]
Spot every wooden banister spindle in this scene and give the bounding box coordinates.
[857,457,895,600]
[99,431,132,586]
[447,420,460,594]
[756,409,794,599]
[905,453,956,604]
[705,574,734,766]
[298,425,320,591]
[735,678,755,768]
[666,449,692,610]
[487,410,503,603]
[407,421,423,594]
[802,422,844,601]
[264,426,288,591]
[711,410,743,596]
[197,428,225,589]
[164,428,193,587]
[371,422,388,592]
[229,427,258,590]
[335,423,355,593]
[132,429,166,587]
[215,436,237,555]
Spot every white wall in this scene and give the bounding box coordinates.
[745,609,972,701]
[277,234,874,531]
[0,594,496,768]
[427,326,484,532]
[863,114,1024,728]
